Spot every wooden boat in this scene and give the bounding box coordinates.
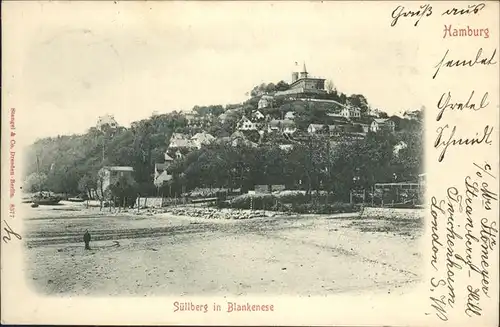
[68,197,85,202]
[32,192,62,205]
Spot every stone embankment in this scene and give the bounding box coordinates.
[360,207,424,220]
[162,207,286,220]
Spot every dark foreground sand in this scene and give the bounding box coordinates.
[23,203,423,296]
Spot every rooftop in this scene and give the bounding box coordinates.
[103,166,134,172]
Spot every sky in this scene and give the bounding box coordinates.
[5,1,439,144]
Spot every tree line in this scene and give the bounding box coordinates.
[23,86,423,201]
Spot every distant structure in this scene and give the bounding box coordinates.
[268,119,297,135]
[191,132,216,149]
[154,160,173,188]
[96,114,118,131]
[275,62,326,98]
[370,118,396,133]
[237,116,257,131]
[258,95,274,109]
[97,166,134,198]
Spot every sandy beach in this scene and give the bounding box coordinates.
[24,202,423,297]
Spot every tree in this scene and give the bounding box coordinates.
[347,94,369,115]
[275,80,290,91]
[78,174,96,199]
[109,175,138,208]
[325,80,336,94]
[265,83,276,94]
[23,172,48,193]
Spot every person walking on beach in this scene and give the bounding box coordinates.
[83,230,91,250]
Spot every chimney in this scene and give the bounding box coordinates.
[292,72,299,82]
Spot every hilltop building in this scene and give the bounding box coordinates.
[275,63,326,98]
[96,114,118,131]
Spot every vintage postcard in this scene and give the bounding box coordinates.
[1,1,499,326]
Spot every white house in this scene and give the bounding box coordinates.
[153,163,172,188]
[169,133,197,149]
[191,132,215,149]
[279,144,294,151]
[252,110,265,121]
[307,124,326,134]
[237,116,257,131]
[370,118,395,133]
[393,141,408,157]
[229,131,258,148]
[268,119,297,134]
[284,111,295,120]
[258,95,274,109]
[341,106,361,119]
[97,166,134,198]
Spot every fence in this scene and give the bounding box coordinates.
[350,182,424,207]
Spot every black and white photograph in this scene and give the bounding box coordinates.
[2,1,498,326]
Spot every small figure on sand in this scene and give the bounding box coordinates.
[83,230,91,250]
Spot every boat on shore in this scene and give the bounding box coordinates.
[68,197,85,202]
[32,192,62,205]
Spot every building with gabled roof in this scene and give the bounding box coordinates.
[268,119,297,134]
[237,115,257,131]
[370,118,396,133]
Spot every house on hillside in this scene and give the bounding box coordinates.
[218,108,242,124]
[185,111,211,127]
[252,110,265,121]
[191,132,215,149]
[153,163,173,188]
[167,133,198,159]
[341,106,361,119]
[393,141,408,157]
[223,131,258,148]
[353,123,371,134]
[237,116,257,131]
[96,114,119,131]
[185,112,196,122]
[97,166,134,198]
[370,118,396,133]
[258,95,274,109]
[164,153,174,162]
[268,119,297,134]
[351,116,375,133]
[307,124,326,134]
[279,144,294,151]
[218,113,229,123]
[329,116,351,126]
[404,109,422,121]
[169,133,197,149]
[284,111,295,120]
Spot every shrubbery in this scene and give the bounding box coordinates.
[230,193,278,210]
[290,202,359,214]
[222,192,360,214]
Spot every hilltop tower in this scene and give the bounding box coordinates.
[299,62,309,79]
[276,62,326,98]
